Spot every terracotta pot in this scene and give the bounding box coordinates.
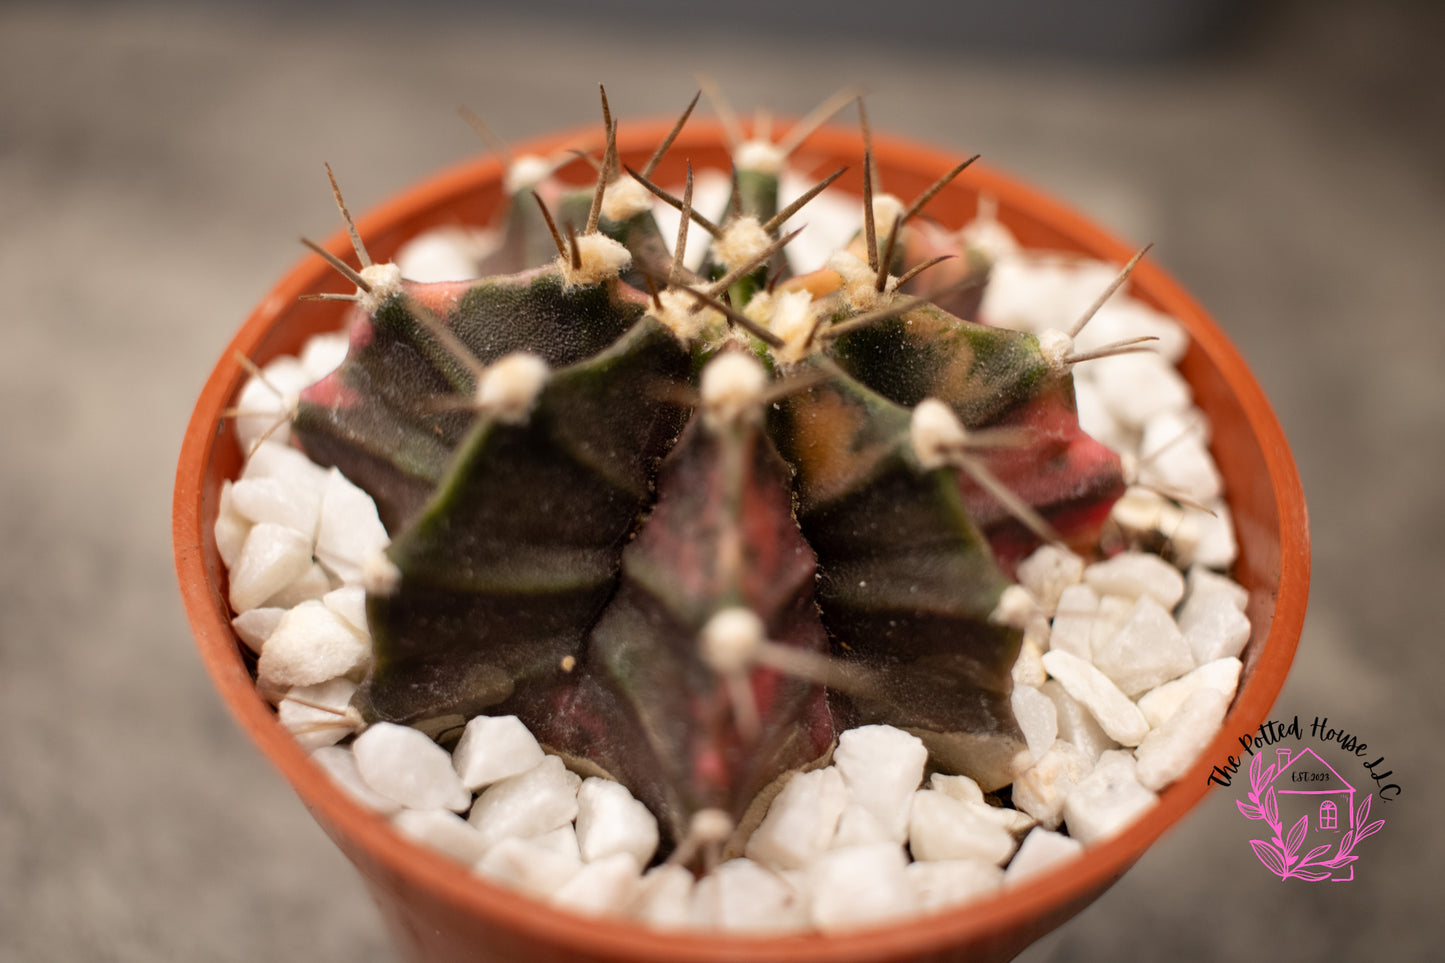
[173,118,1309,962]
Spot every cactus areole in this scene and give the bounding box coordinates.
[289,95,1128,858]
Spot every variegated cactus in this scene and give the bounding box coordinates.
[288,87,1143,858]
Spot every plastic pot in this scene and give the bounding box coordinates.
[173,118,1309,962]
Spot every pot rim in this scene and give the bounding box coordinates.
[174,117,1309,961]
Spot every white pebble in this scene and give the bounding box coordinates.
[832,726,927,843]
[1040,651,1150,747]
[746,766,848,871]
[392,808,491,865]
[1011,638,1048,688]
[299,331,350,381]
[907,859,1004,911]
[451,715,546,792]
[257,599,370,690]
[772,171,856,271]
[352,722,472,813]
[1072,377,1131,452]
[630,864,695,929]
[1135,689,1230,791]
[1011,685,1058,765]
[1017,545,1085,616]
[228,522,314,613]
[310,745,402,815]
[1004,827,1084,885]
[1091,596,1195,698]
[232,367,297,452]
[977,255,1078,332]
[231,607,285,655]
[1010,740,1094,830]
[991,584,1043,631]
[1090,351,1192,428]
[831,803,895,849]
[908,790,1017,865]
[958,205,1022,262]
[314,468,390,585]
[960,800,1036,837]
[475,834,583,898]
[229,475,322,539]
[705,858,807,933]
[321,586,369,635]
[1178,590,1252,664]
[530,824,583,862]
[1075,298,1189,365]
[1139,410,1222,505]
[1137,657,1242,729]
[395,225,493,282]
[1061,755,1158,845]
[1089,595,1136,658]
[1047,583,1099,660]
[686,875,719,929]
[214,480,250,570]
[550,852,642,917]
[1084,551,1186,608]
[808,844,916,932]
[928,772,985,807]
[1095,747,1140,772]
[1185,565,1249,611]
[575,777,660,867]
[241,439,330,493]
[467,755,580,850]
[1041,680,1118,762]
[277,678,359,750]
[1192,500,1238,568]
[1108,487,1200,561]
[263,561,333,609]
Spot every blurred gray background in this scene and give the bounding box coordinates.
[2,0,1440,959]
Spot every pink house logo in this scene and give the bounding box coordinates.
[1236,746,1384,881]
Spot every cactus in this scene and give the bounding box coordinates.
[287,88,1140,858]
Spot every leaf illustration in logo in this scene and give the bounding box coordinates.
[1293,868,1333,882]
[1356,819,1385,844]
[1263,785,1280,827]
[1250,838,1288,878]
[1284,814,1308,860]
[1301,843,1332,865]
[1354,792,1371,828]
[1236,799,1265,820]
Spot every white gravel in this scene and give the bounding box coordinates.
[217,185,1255,933]
[451,714,546,792]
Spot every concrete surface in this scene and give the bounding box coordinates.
[1,1,1439,959]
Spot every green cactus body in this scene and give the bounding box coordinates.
[769,359,1025,790]
[291,105,1128,859]
[361,316,690,725]
[823,302,1125,570]
[527,396,836,844]
[295,268,648,528]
